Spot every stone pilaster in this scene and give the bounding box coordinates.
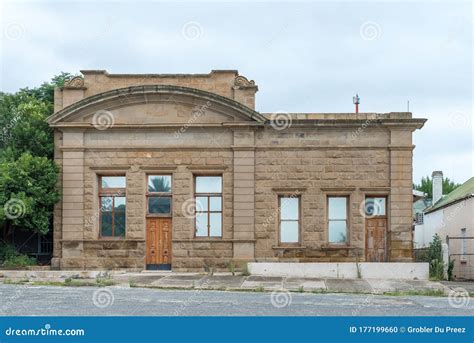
[232,129,256,259]
[389,128,414,261]
[51,130,63,269]
[60,129,85,268]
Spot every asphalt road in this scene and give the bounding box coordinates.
[0,284,472,316]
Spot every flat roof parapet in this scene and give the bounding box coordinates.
[262,112,413,120]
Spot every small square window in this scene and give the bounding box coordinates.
[148,175,172,193]
[364,197,386,216]
[148,197,171,214]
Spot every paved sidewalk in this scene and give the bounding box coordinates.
[1,270,467,295]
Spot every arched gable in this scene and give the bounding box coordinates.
[47,85,266,127]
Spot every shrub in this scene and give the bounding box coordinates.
[227,261,236,275]
[428,234,444,280]
[447,259,455,281]
[0,243,36,268]
[241,263,250,276]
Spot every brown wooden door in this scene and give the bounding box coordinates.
[365,218,387,262]
[146,218,172,269]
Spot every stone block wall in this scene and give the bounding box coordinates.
[53,120,418,270]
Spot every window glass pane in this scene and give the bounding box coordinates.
[374,197,386,215]
[114,212,126,237]
[101,176,126,188]
[281,221,299,243]
[100,197,113,212]
[114,197,126,211]
[210,197,222,211]
[148,197,171,214]
[364,197,386,216]
[280,197,299,220]
[196,176,222,193]
[148,175,172,193]
[328,197,347,220]
[101,212,113,236]
[329,220,347,243]
[196,197,208,212]
[210,213,222,237]
[196,213,208,236]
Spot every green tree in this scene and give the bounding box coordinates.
[413,175,461,200]
[0,72,72,159]
[0,72,71,241]
[0,153,60,238]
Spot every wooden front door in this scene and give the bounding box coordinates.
[365,217,387,262]
[146,218,172,270]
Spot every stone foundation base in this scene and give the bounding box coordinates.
[248,262,429,280]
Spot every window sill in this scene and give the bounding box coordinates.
[146,214,172,218]
[173,238,256,243]
[98,237,127,240]
[272,245,306,250]
[320,245,360,250]
[60,238,145,242]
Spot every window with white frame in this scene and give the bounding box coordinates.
[195,176,222,237]
[99,176,126,237]
[328,196,348,244]
[279,196,300,244]
[461,228,467,262]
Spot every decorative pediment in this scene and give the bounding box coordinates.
[47,85,266,127]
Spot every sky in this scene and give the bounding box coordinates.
[0,0,472,184]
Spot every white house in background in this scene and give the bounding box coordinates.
[414,171,474,280]
[412,189,431,225]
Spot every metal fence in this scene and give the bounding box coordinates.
[413,248,429,262]
[447,235,474,281]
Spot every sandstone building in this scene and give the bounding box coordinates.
[47,70,426,271]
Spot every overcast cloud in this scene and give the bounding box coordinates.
[0,0,472,184]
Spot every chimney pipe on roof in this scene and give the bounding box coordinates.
[432,171,443,204]
[353,94,360,114]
